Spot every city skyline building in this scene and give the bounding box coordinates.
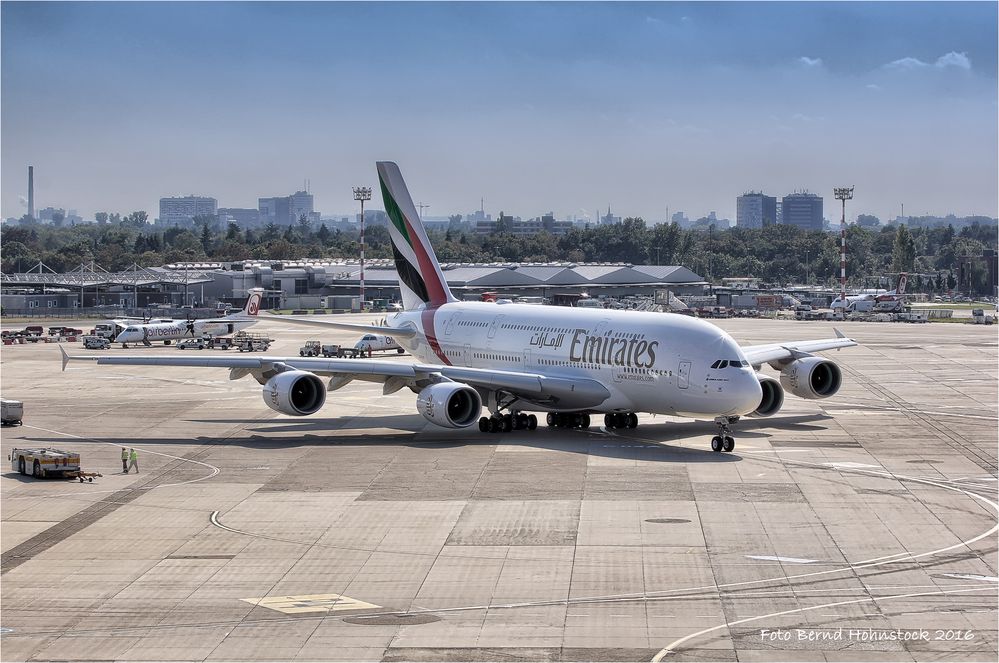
[736,192,777,229]
[780,191,824,231]
[159,195,218,225]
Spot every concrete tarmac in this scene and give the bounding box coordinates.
[1,315,996,662]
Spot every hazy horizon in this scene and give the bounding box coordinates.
[2,2,997,224]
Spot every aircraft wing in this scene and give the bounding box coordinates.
[60,349,609,408]
[261,313,418,338]
[741,328,857,367]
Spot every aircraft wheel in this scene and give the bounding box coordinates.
[502,415,513,433]
[488,417,499,433]
[627,413,638,429]
[164,340,171,345]
[581,414,590,429]
[572,414,582,428]
[122,343,128,349]
[479,417,489,433]
[711,436,723,452]
[547,413,556,427]
[397,348,405,353]
[723,436,735,452]
[527,414,538,430]
[604,414,614,429]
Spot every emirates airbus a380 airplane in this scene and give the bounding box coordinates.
[63,162,857,452]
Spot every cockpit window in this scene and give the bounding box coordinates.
[712,359,748,369]
[126,326,139,332]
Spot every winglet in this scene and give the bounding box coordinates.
[60,345,69,372]
[833,327,846,339]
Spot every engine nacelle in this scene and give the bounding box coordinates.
[416,383,482,429]
[262,371,326,416]
[779,357,842,400]
[750,374,785,417]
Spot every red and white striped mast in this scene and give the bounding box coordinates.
[353,186,372,310]
[834,186,854,319]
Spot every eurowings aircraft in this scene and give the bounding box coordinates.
[830,273,908,311]
[112,289,264,347]
[63,162,856,452]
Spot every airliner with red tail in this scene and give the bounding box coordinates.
[64,162,857,452]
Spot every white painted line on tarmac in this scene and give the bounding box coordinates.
[745,555,818,564]
[940,574,999,582]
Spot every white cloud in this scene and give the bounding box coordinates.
[884,51,972,71]
[645,16,663,25]
[935,51,971,70]
[885,56,928,70]
[865,83,881,90]
[798,56,823,67]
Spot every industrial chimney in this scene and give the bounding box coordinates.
[28,165,34,219]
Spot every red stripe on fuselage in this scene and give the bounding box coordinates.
[421,308,451,365]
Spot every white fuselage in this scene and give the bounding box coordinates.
[115,318,255,345]
[389,302,762,418]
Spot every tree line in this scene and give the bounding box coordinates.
[2,213,996,294]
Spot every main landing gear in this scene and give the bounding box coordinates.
[604,412,638,430]
[711,416,736,453]
[547,412,591,429]
[479,412,538,434]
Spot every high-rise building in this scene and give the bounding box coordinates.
[259,191,314,225]
[780,192,823,230]
[159,196,217,225]
[736,192,777,228]
[218,208,260,227]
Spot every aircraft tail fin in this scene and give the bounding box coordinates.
[894,272,908,296]
[232,288,264,317]
[376,161,457,311]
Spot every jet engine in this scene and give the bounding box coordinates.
[750,374,784,417]
[779,357,842,400]
[416,383,482,429]
[262,371,326,416]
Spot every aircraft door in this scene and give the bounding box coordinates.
[444,313,461,336]
[487,315,505,339]
[463,344,472,367]
[678,360,691,389]
[523,349,531,368]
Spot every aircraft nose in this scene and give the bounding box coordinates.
[727,370,763,416]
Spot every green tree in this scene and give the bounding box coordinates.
[892,225,916,273]
[95,212,109,225]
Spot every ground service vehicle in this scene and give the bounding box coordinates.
[176,338,207,350]
[83,335,111,350]
[972,309,994,324]
[234,332,271,352]
[300,340,322,357]
[2,398,24,425]
[10,447,80,478]
[207,336,233,349]
[321,344,362,358]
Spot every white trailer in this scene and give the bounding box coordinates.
[1,398,23,426]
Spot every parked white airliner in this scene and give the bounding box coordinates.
[63,162,856,452]
[113,289,264,348]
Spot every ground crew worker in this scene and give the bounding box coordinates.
[121,447,129,473]
[127,448,139,474]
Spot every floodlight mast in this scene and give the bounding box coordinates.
[353,186,372,309]
[834,187,854,320]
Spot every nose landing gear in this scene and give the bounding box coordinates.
[711,416,737,452]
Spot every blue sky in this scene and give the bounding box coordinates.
[2,2,996,223]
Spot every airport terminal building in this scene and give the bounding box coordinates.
[1,260,706,313]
